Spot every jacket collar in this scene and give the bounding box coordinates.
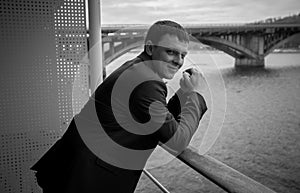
[137,51,152,62]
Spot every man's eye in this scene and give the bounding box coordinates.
[166,50,176,55]
[166,49,186,60]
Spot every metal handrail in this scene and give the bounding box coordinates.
[144,146,277,193]
[177,146,277,193]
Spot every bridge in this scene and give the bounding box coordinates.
[100,23,300,67]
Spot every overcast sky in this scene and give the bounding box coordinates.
[100,0,300,24]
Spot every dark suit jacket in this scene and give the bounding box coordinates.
[31,52,207,193]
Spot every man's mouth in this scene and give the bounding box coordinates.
[170,62,182,69]
[169,66,179,72]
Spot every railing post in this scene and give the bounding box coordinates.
[88,0,102,93]
[143,170,170,193]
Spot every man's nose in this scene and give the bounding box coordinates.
[173,54,183,66]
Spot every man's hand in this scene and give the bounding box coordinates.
[179,68,205,94]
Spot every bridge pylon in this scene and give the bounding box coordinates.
[235,58,265,67]
[234,35,265,68]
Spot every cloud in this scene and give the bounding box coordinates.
[101,0,300,24]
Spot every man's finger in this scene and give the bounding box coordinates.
[183,75,193,88]
[182,72,190,79]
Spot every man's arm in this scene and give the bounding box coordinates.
[129,73,207,154]
[155,91,207,154]
[155,68,207,153]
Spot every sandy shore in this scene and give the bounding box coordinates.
[134,63,300,192]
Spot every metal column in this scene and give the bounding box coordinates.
[88,0,103,93]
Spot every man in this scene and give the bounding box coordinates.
[31,20,207,193]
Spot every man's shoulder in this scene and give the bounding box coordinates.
[100,56,142,87]
[112,56,142,76]
[99,53,165,95]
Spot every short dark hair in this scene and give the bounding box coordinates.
[144,20,189,46]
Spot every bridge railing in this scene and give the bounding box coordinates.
[145,146,277,193]
[101,23,300,32]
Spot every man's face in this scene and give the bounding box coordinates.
[150,34,189,79]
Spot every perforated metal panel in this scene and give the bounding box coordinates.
[0,0,89,192]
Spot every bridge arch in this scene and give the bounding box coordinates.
[195,36,258,59]
[264,33,300,56]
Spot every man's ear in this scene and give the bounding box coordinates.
[145,40,153,56]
